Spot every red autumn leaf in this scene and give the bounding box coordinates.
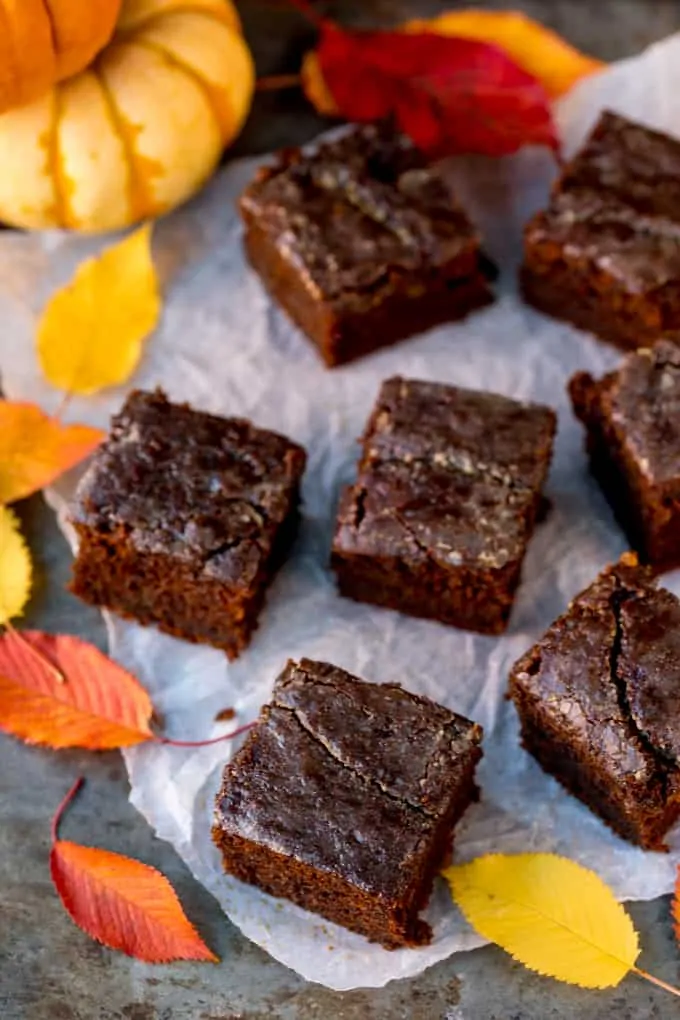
[50,779,218,963]
[673,866,680,944]
[0,400,104,504]
[305,19,558,158]
[0,629,154,748]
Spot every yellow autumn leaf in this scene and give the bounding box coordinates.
[404,11,603,98]
[0,507,32,626]
[36,224,161,396]
[301,9,602,117]
[444,854,639,989]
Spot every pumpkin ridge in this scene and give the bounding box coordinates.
[93,64,156,222]
[46,87,77,228]
[115,3,240,38]
[0,5,27,110]
[125,35,234,142]
[0,8,15,109]
[40,0,59,69]
[0,0,252,230]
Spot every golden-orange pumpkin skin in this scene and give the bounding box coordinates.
[0,0,123,113]
[0,0,254,231]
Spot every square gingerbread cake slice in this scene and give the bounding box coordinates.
[570,339,680,571]
[521,110,680,350]
[509,553,680,850]
[331,377,556,634]
[212,658,483,948]
[70,389,306,659]
[239,122,492,367]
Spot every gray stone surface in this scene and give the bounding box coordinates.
[2,3,680,1018]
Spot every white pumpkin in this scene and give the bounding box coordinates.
[0,0,122,112]
[0,0,254,231]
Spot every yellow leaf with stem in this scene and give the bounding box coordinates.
[444,854,638,989]
[36,224,161,396]
[0,507,32,626]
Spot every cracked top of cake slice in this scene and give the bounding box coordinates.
[239,122,481,303]
[526,110,680,295]
[71,389,306,587]
[333,377,556,571]
[509,552,680,790]
[212,659,482,898]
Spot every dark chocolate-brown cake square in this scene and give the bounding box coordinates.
[70,389,306,659]
[240,122,492,367]
[521,110,680,350]
[570,339,680,571]
[509,553,680,850]
[331,377,556,634]
[212,658,483,948]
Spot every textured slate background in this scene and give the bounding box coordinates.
[2,3,680,1018]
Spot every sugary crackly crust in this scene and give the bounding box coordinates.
[70,389,306,657]
[569,340,680,569]
[510,553,680,849]
[239,123,493,366]
[522,111,680,349]
[212,658,483,946]
[332,377,556,633]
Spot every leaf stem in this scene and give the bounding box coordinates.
[6,623,67,685]
[285,0,325,28]
[632,966,680,999]
[53,392,73,423]
[157,721,255,748]
[51,776,85,844]
[257,73,303,92]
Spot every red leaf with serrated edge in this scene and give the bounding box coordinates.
[0,629,153,748]
[673,867,680,944]
[50,780,218,963]
[313,22,558,157]
[51,843,218,962]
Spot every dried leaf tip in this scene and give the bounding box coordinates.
[49,780,219,963]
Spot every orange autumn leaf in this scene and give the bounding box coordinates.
[51,843,219,962]
[0,629,154,749]
[673,866,680,944]
[301,8,601,118]
[0,400,104,505]
[51,780,218,963]
[403,11,602,98]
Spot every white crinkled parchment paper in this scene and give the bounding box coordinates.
[2,34,680,991]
